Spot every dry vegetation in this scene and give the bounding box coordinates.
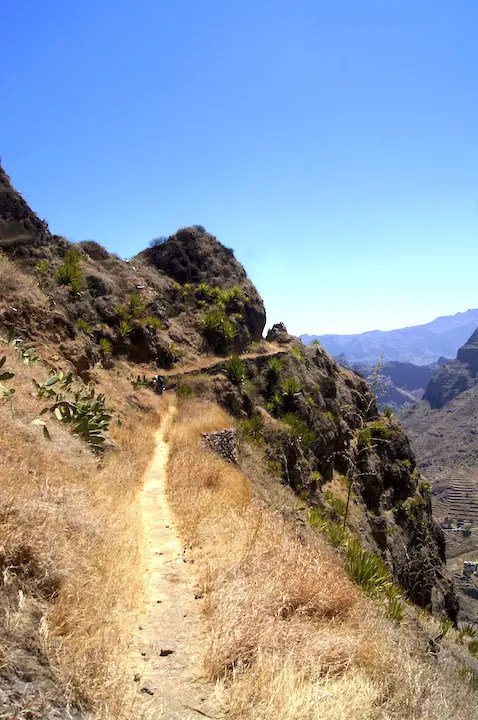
[0,343,161,718]
[167,399,478,719]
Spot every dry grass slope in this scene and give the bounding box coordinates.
[0,344,161,718]
[166,399,478,720]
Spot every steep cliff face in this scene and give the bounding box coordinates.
[168,328,458,620]
[423,327,478,409]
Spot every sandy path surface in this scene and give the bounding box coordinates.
[129,407,221,719]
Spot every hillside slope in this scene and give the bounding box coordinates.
[1,163,476,717]
[301,309,478,365]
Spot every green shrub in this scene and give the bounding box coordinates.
[10,338,39,364]
[281,377,302,404]
[324,490,346,518]
[292,345,306,364]
[387,598,405,622]
[0,356,14,383]
[266,393,283,417]
[357,427,372,450]
[99,337,113,354]
[458,625,477,643]
[345,538,391,597]
[418,481,432,495]
[128,293,146,318]
[33,371,73,407]
[176,384,194,399]
[35,259,50,288]
[225,355,245,385]
[469,641,478,658]
[282,412,319,452]
[383,407,393,418]
[56,248,84,292]
[145,315,164,330]
[0,356,15,412]
[311,340,320,345]
[131,374,150,389]
[77,319,92,334]
[266,357,283,383]
[201,310,237,350]
[117,317,133,338]
[239,412,265,444]
[268,460,283,477]
[41,387,111,450]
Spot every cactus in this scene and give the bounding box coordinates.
[42,387,111,450]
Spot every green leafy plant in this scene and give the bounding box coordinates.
[176,384,194,399]
[128,293,147,319]
[387,597,405,622]
[145,315,164,330]
[225,355,245,385]
[77,319,93,334]
[35,259,50,288]
[201,310,237,351]
[292,345,306,364]
[345,538,392,597]
[239,412,265,444]
[131,374,150,389]
[56,248,84,292]
[0,356,15,414]
[99,337,113,354]
[41,387,111,450]
[267,393,283,417]
[33,370,74,399]
[383,407,393,418]
[324,490,347,518]
[280,377,302,406]
[266,357,283,383]
[10,338,38,364]
[418,481,432,495]
[117,317,133,338]
[282,412,319,452]
[469,641,478,658]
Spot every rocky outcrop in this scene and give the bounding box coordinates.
[137,227,266,344]
[423,327,478,409]
[201,429,238,464]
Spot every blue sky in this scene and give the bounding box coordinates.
[2,1,478,335]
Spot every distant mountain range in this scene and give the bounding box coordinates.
[301,309,478,366]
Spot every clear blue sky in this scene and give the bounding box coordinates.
[2,1,478,335]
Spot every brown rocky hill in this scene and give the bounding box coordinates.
[0,163,457,620]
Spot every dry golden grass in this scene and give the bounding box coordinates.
[167,399,478,720]
[0,250,47,307]
[0,343,161,717]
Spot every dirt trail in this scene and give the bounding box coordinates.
[129,406,221,719]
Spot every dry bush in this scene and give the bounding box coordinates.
[167,399,478,720]
[0,344,161,717]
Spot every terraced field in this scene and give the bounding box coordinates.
[433,476,478,526]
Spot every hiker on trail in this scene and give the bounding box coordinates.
[153,375,165,395]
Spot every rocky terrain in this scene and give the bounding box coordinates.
[0,162,470,716]
[402,329,478,621]
[302,309,478,365]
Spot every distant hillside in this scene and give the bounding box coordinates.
[343,358,441,412]
[301,309,478,365]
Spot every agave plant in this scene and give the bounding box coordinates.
[224,355,245,385]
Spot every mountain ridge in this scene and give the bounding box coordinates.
[301,309,478,365]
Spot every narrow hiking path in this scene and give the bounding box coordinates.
[129,406,221,720]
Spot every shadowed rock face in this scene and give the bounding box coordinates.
[457,328,478,373]
[423,327,478,409]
